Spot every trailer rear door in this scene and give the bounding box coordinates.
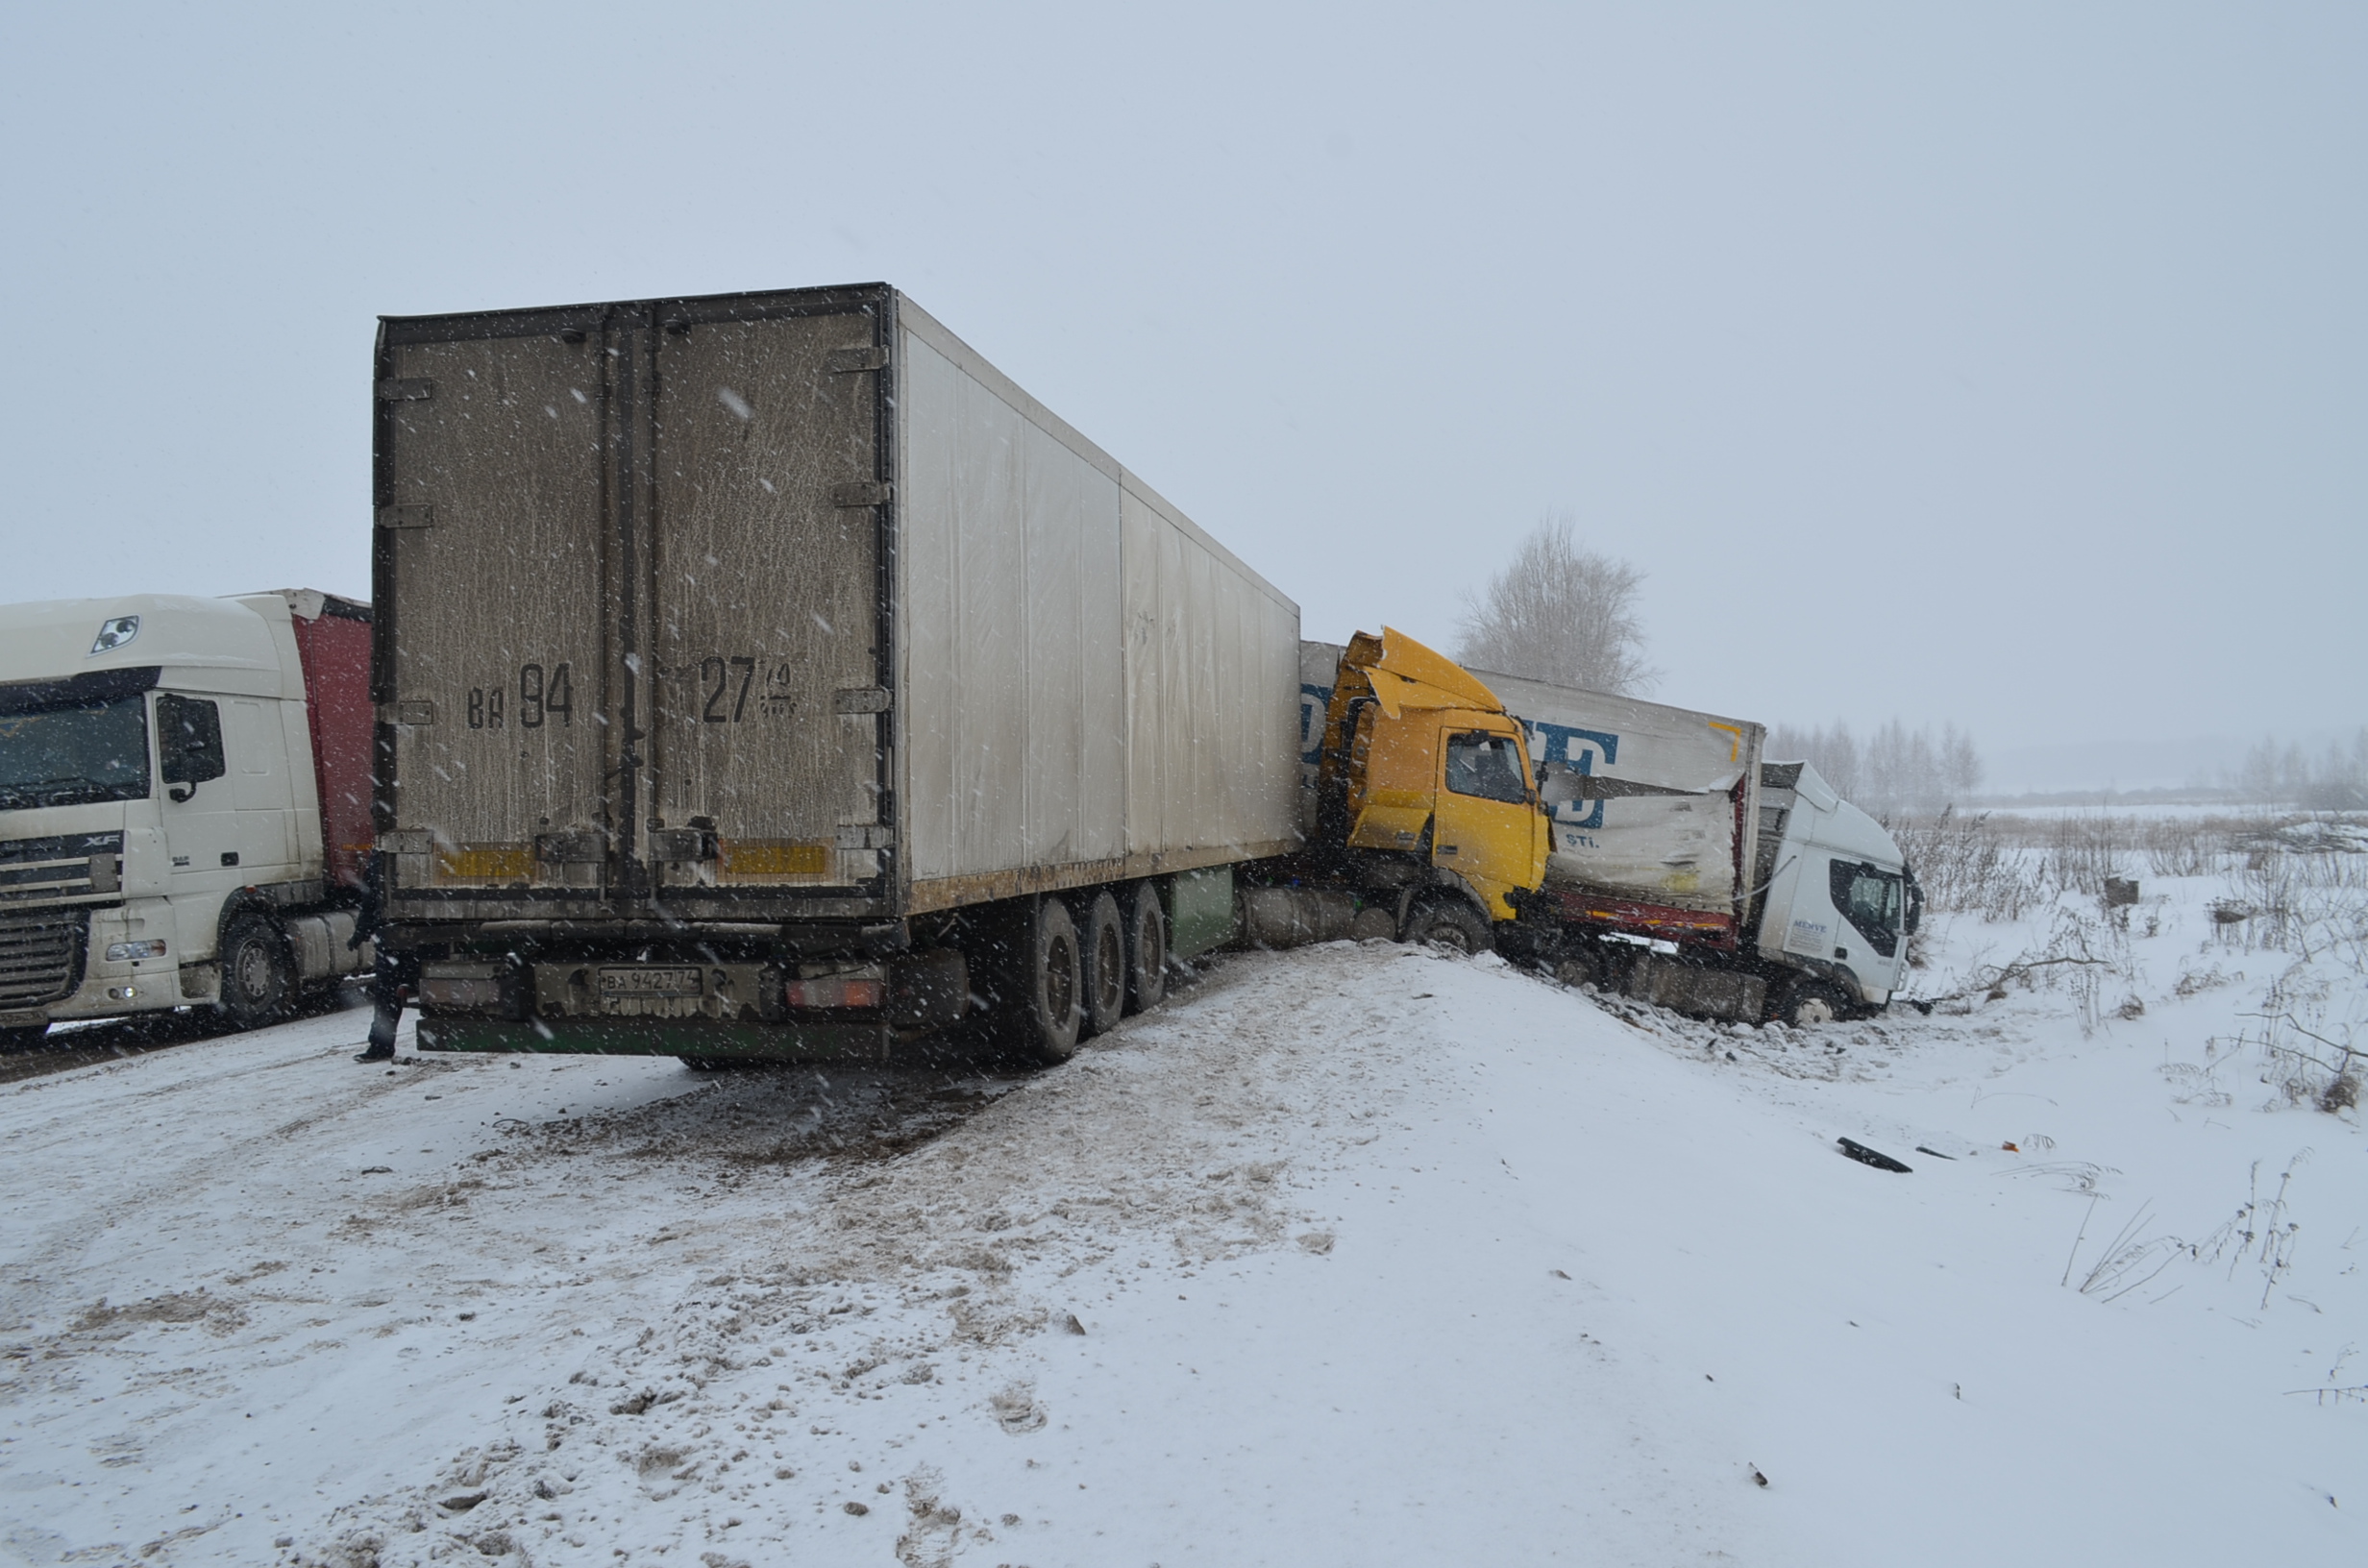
[375,331,610,896]
[377,289,895,915]
[645,311,889,894]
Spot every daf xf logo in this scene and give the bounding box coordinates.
[89,616,140,655]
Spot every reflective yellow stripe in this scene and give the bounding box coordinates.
[716,840,831,877]
[433,845,533,883]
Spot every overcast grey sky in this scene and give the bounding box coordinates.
[3,2,2360,771]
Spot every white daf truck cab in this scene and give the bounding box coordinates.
[0,591,376,1047]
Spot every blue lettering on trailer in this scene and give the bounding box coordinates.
[1299,683,1335,765]
[1517,719,1620,832]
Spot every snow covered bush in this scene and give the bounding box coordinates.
[2212,821,2368,972]
[1887,807,2042,923]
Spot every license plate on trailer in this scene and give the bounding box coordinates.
[597,966,703,998]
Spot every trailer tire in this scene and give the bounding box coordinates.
[1017,897,1085,1063]
[1123,881,1167,1015]
[1077,891,1126,1038]
[1553,943,1607,990]
[1777,981,1844,1027]
[217,914,294,1031]
[1407,898,1492,956]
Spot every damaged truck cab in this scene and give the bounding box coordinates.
[1320,628,1549,924]
[1744,760,1917,1020]
[1469,666,1918,1024]
[1250,628,1551,951]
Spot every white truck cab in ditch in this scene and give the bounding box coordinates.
[1748,761,1917,1018]
[0,591,376,1046]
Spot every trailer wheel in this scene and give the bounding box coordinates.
[1019,897,1085,1063]
[1407,898,1492,955]
[1553,944,1606,990]
[1123,881,1168,1014]
[1778,981,1844,1026]
[218,914,294,1030]
[1078,891,1126,1038]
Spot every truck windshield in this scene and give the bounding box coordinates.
[0,696,153,810]
[1444,731,1530,805]
[1829,860,1904,957]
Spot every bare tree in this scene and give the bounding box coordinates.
[1456,515,1655,695]
[1768,721,1862,800]
[1768,718,1985,812]
[1942,723,1985,800]
[2233,727,2368,807]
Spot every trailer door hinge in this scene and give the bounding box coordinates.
[377,378,435,402]
[376,503,435,529]
[833,687,893,714]
[826,346,889,373]
[829,480,893,508]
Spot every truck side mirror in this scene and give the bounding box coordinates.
[157,694,228,802]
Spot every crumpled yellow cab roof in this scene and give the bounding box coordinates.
[1342,627,1505,719]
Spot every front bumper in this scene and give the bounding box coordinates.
[1,901,206,1028]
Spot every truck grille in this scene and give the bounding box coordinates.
[0,907,87,1009]
[0,831,124,906]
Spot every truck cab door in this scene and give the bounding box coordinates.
[223,698,298,878]
[1433,723,1542,919]
[155,693,240,954]
[1828,857,1910,1000]
[1341,701,1435,853]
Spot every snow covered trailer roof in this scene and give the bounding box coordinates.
[372,283,1300,929]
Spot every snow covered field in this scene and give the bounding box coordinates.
[3,869,2362,1566]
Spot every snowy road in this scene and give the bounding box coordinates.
[2,911,2361,1565]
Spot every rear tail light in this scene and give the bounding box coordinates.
[783,976,883,1010]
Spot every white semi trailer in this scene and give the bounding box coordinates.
[369,282,1303,1065]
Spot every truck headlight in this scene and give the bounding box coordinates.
[105,940,168,962]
